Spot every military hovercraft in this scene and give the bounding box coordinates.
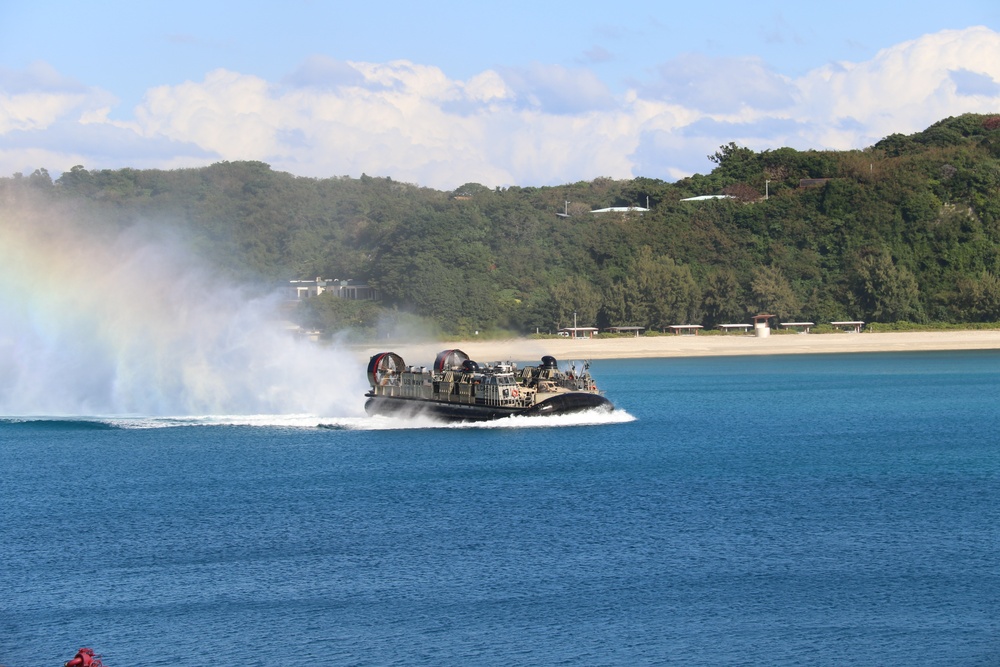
[364,349,612,422]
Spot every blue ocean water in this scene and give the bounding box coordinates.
[2,351,999,666]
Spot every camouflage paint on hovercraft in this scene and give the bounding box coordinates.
[364,349,612,422]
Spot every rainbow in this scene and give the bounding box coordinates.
[0,201,365,416]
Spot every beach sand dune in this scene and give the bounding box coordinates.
[356,330,1000,364]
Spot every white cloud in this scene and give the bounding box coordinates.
[632,26,1000,177]
[283,56,366,89]
[496,63,617,112]
[462,71,512,104]
[1,27,999,188]
[0,62,117,134]
[0,61,87,94]
[639,53,796,112]
[135,69,279,159]
[0,91,82,133]
[792,26,1000,149]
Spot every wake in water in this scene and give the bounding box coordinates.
[1,408,634,431]
[0,414,332,430]
[318,407,636,430]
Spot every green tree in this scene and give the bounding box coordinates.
[549,275,602,329]
[852,249,924,322]
[599,281,629,327]
[701,269,743,327]
[708,142,759,182]
[749,266,800,319]
[627,247,701,328]
[28,168,53,188]
[956,271,1000,322]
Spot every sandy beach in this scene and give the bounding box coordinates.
[356,330,1000,364]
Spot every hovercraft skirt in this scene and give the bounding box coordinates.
[364,393,612,423]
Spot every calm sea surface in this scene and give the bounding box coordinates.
[2,351,999,666]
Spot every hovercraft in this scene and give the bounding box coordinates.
[364,349,612,422]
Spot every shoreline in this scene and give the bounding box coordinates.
[354,330,1000,364]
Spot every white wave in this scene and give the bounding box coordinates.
[317,407,635,431]
[87,414,330,429]
[4,408,634,431]
[451,408,635,429]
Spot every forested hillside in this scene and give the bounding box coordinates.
[4,113,1000,337]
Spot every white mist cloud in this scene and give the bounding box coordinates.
[1,27,999,188]
[0,203,368,417]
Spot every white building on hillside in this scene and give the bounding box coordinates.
[286,278,380,301]
[590,206,650,214]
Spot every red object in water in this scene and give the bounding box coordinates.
[64,647,104,667]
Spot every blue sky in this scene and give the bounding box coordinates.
[1,0,999,189]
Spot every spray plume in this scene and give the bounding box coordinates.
[0,201,366,417]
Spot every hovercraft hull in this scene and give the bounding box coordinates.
[365,392,612,423]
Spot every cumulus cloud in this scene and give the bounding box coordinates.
[792,26,1000,149]
[634,26,1000,177]
[0,62,117,134]
[0,61,88,94]
[1,27,999,188]
[283,55,368,89]
[639,53,796,112]
[496,63,617,113]
[2,120,213,167]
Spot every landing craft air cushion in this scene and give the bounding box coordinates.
[364,349,613,422]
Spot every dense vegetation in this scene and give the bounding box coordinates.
[4,113,1000,337]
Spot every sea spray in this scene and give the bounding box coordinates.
[0,201,367,416]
